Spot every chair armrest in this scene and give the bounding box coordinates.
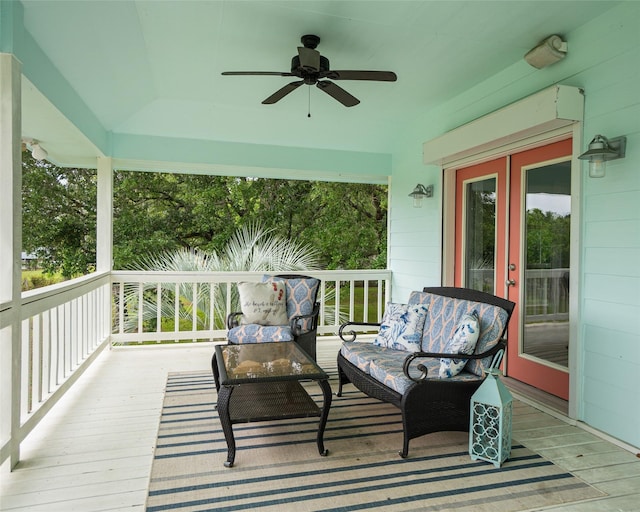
[289,302,320,336]
[227,311,243,330]
[402,339,506,382]
[338,321,381,342]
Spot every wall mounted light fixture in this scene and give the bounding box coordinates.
[578,134,626,178]
[408,183,433,208]
[524,35,567,69]
[22,138,49,161]
[31,143,48,161]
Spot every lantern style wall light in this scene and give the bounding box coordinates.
[408,183,433,208]
[469,368,513,468]
[578,134,626,178]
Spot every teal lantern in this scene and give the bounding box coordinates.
[469,368,513,467]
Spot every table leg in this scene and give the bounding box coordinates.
[216,385,236,467]
[316,379,332,456]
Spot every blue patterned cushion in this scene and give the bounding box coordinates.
[227,324,294,344]
[439,311,480,378]
[373,303,429,352]
[264,276,320,331]
[340,341,388,374]
[367,349,482,394]
[408,291,508,376]
[341,341,484,394]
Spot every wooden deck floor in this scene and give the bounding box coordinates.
[1,338,639,512]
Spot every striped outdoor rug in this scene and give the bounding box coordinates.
[146,370,603,512]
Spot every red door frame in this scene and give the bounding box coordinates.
[507,139,572,400]
[454,139,572,400]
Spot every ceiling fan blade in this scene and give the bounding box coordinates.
[323,70,397,82]
[297,46,321,72]
[222,71,295,77]
[262,80,305,104]
[316,81,360,107]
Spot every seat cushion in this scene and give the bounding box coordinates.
[408,291,509,376]
[228,324,294,344]
[373,302,428,352]
[340,341,385,373]
[341,342,483,395]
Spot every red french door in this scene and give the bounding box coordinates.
[454,139,572,399]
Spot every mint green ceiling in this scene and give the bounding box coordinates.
[5,0,619,178]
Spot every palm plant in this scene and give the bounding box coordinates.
[116,223,339,339]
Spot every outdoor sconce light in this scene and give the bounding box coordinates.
[31,143,48,161]
[22,138,49,161]
[408,183,433,208]
[578,134,627,178]
[469,369,513,468]
[524,34,567,69]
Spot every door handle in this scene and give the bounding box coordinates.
[506,279,516,287]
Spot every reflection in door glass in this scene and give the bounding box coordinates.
[464,178,496,293]
[523,161,571,368]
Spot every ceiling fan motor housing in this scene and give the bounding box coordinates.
[291,55,330,82]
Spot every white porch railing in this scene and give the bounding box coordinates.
[110,269,392,343]
[1,272,112,469]
[1,269,390,469]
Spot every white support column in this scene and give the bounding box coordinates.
[96,157,113,272]
[0,52,23,470]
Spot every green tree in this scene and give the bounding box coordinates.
[525,208,570,269]
[22,151,97,279]
[23,159,388,278]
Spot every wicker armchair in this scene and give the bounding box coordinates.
[226,274,320,360]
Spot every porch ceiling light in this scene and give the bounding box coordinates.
[409,183,433,208]
[578,134,626,178]
[22,138,49,161]
[31,143,48,161]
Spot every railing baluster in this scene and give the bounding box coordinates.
[156,283,162,343]
[363,280,370,323]
[349,280,355,322]
[174,283,180,335]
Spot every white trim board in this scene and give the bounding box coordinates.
[423,85,584,167]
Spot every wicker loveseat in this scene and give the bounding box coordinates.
[337,286,515,458]
[226,274,321,360]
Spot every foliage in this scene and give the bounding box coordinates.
[118,224,336,334]
[21,270,64,291]
[22,153,387,279]
[22,151,97,279]
[525,208,570,269]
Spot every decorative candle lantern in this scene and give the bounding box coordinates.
[469,368,513,467]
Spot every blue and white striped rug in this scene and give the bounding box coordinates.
[146,370,603,512]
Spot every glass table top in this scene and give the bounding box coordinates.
[215,342,327,385]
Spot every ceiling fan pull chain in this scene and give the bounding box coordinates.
[308,86,311,118]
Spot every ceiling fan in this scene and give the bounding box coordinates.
[221,34,397,107]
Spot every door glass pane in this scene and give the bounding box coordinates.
[523,161,571,367]
[464,178,496,293]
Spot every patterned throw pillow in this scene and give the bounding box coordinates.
[439,311,480,378]
[237,281,289,326]
[373,303,429,352]
[263,275,320,331]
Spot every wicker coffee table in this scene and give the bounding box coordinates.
[212,342,332,467]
